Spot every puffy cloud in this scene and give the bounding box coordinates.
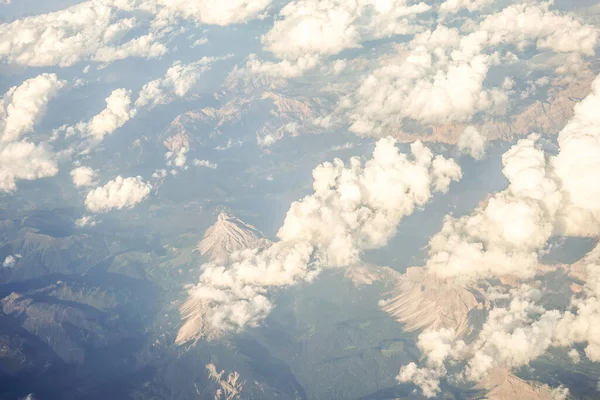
[251,0,430,76]
[347,29,507,135]
[245,54,320,79]
[93,33,167,63]
[193,159,218,169]
[151,0,272,26]
[457,126,487,159]
[0,0,278,68]
[553,244,600,362]
[0,141,58,193]
[166,147,188,168]
[75,215,98,227]
[136,57,228,107]
[397,362,442,398]
[86,89,135,139]
[553,74,600,237]
[3,255,16,268]
[85,175,152,213]
[480,2,598,56]
[396,285,569,396]
[0,0,165,67]
[0,73,66,142]
[58,89,135,142]
[177,138,461,343]
[421,74,600,283]
[426,135,560,283]
[264,0,430,61]
[392,73,600,394]
[345,2,597,137]
[460,286,561,383]
[439,0,493,14]
[70,166,98,187]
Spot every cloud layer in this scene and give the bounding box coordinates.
[177,138,461,343]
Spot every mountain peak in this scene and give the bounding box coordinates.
[196,212,269,263]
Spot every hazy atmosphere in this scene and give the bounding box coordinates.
[1,0,600,399]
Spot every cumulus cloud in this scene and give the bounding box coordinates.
[136,57,228,107]
[0,141,58,193]
[392,73,600,395]
[86,89,136,139]
[166,147,188,168]
[345,2,597,137]
[0,73,66,142]
[263,0,430,60]
[0,0,265,68]
[70,166,98,187]
[75,215,98,227]
[396,285,571,397]
[58,88,135,142]
[457,126,487,159]
[3,255,16,268]
[193,159,218,169]
[151,0,272,26]
[0,1,166,67]
[424,134,560,283]
[177,138,461,343]
[85,175,152,213]
[248,0,430,77]
[553,74,600,237]
[347,28,506,135]
[421,73,600,284]
[397,362,442,398]
[479,2,598,56]
[93,32,167,63]
[439,0,493,14]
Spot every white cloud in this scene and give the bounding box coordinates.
[70,166,98,187]
[75,215,98,227]
[2,255,16,268]
[397,362,442,398]
[262,0,430,62]
[93,33,167,63]
[460,286,561,383]
[457,126,487,159]
[420,74,600,284]
[0,141,58,193]
[347,29,505,135]
[345,2,597,137]
[0,0,274,68]
[57,88,135,142]
[177,138,461,343]
[553,74,600,237]
[246,0,430,77]
[192,37,208,47]
[0,73,66,142]
[439,0,493,14]
[480,2,598,56]
[426,134,561,283]
[166,146,188,168]
[391,73,600,395]
[136,57,228,107]
[0,1,165,67]
[85,175,152,213]
[193,159,218,169]
[151,0,272,27]
[86,89,135,139]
